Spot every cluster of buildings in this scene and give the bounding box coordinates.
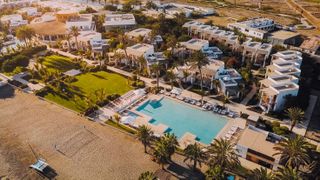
[182,20,273,68]
[27,10,108,54]
[259,50,302,112]
[0,0,38,9]
[227,18,276,39]
[227,17,303,47]
[143,2,214,19]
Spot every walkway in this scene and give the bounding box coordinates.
[49,47,309,136]
[286,0,320,30]
[241,84,257,105]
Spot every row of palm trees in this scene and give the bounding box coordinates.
[136,124,315,179]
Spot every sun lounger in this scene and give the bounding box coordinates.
[224,133,232,140]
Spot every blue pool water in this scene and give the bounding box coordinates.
[136,97,228,144]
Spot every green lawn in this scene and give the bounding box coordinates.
[42,55,77,72]
[44,71,133,112]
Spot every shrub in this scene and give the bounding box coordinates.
[1,60,16,72]
[104,5,117,11]
[12,66,27,74]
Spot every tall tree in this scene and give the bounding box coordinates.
[184,143,206,171]
[162,133,178,160]
[285,107,304,132]
[208,138,240,177]
[188,51,209,104]
[273,135,310,170]
[138,171,157,180]
[153,138,169,170]
[248,167,274,180]
[16,26,35,47]
[166,70,176,90]
[275,166,302,180]
[137,125,153,153]
[150,63,161,90]
[205,165,225,180]
[70,26,80,49]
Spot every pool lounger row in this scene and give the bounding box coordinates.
[161,90,236,118]
[223,126,239,141]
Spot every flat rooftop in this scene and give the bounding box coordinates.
[271,30,300,40]
[104,14,136,26]
[237,126,281,158]
[273,83,299,91]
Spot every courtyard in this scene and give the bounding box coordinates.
[42,71,133,112]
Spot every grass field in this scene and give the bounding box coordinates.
[44,71,133,112]
[42,55,77,72]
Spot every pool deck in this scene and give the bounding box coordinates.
[178,132,197,149]
[129,94,242,148]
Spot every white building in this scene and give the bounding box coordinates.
[180,38,223,59]
[260,50,302,112]
[217,68,243,99]
[30,12,56,24]
[103,14,136,31]
[66,14,94,31]
[126,43,166,70]
[159,3,214,18]
[183,21,242,51]
[126,28,151,40]
[236,125,282,170]
[64,31,108,53]
[0,0,38,9]
[227,18,276,39]
[0,14,28,29]
[242,41,272,67]
[18,7,38,16]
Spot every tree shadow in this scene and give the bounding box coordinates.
[92,74,107,80]
[0,85,15,99]
[166,161,204,180]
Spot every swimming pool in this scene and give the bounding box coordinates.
[136,97,228,144]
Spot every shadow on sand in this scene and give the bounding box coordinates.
[0,85,15,99]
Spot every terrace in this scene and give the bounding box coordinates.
[103,14,136,30]
[181,38,209,51]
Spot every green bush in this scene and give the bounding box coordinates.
[104,5,117,11]
[12,66,27,74]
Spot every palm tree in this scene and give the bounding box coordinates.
[70,26,80,49]
[137,125,154,153]
[285,107,304,132]
[65,33,72,51]
[166,35,177,57]
[222,95,230,107]
[273,135,310,170]
[137,55,146,73]
[138,171,157,180]
[205,165,225,180]
[275,166,302,180]
[16,26,35,47]
[166,70,176,90]
[153,138,169,170]
[113,51,125,67]
[208,138,240,176]
[184,143,206,171]
[150,63,161,90]
[162,133,178,160]
[113,113,121,125]
[188,51,209,104]
[248,167,274,180]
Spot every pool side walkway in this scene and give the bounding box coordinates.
[47,47,309,137]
